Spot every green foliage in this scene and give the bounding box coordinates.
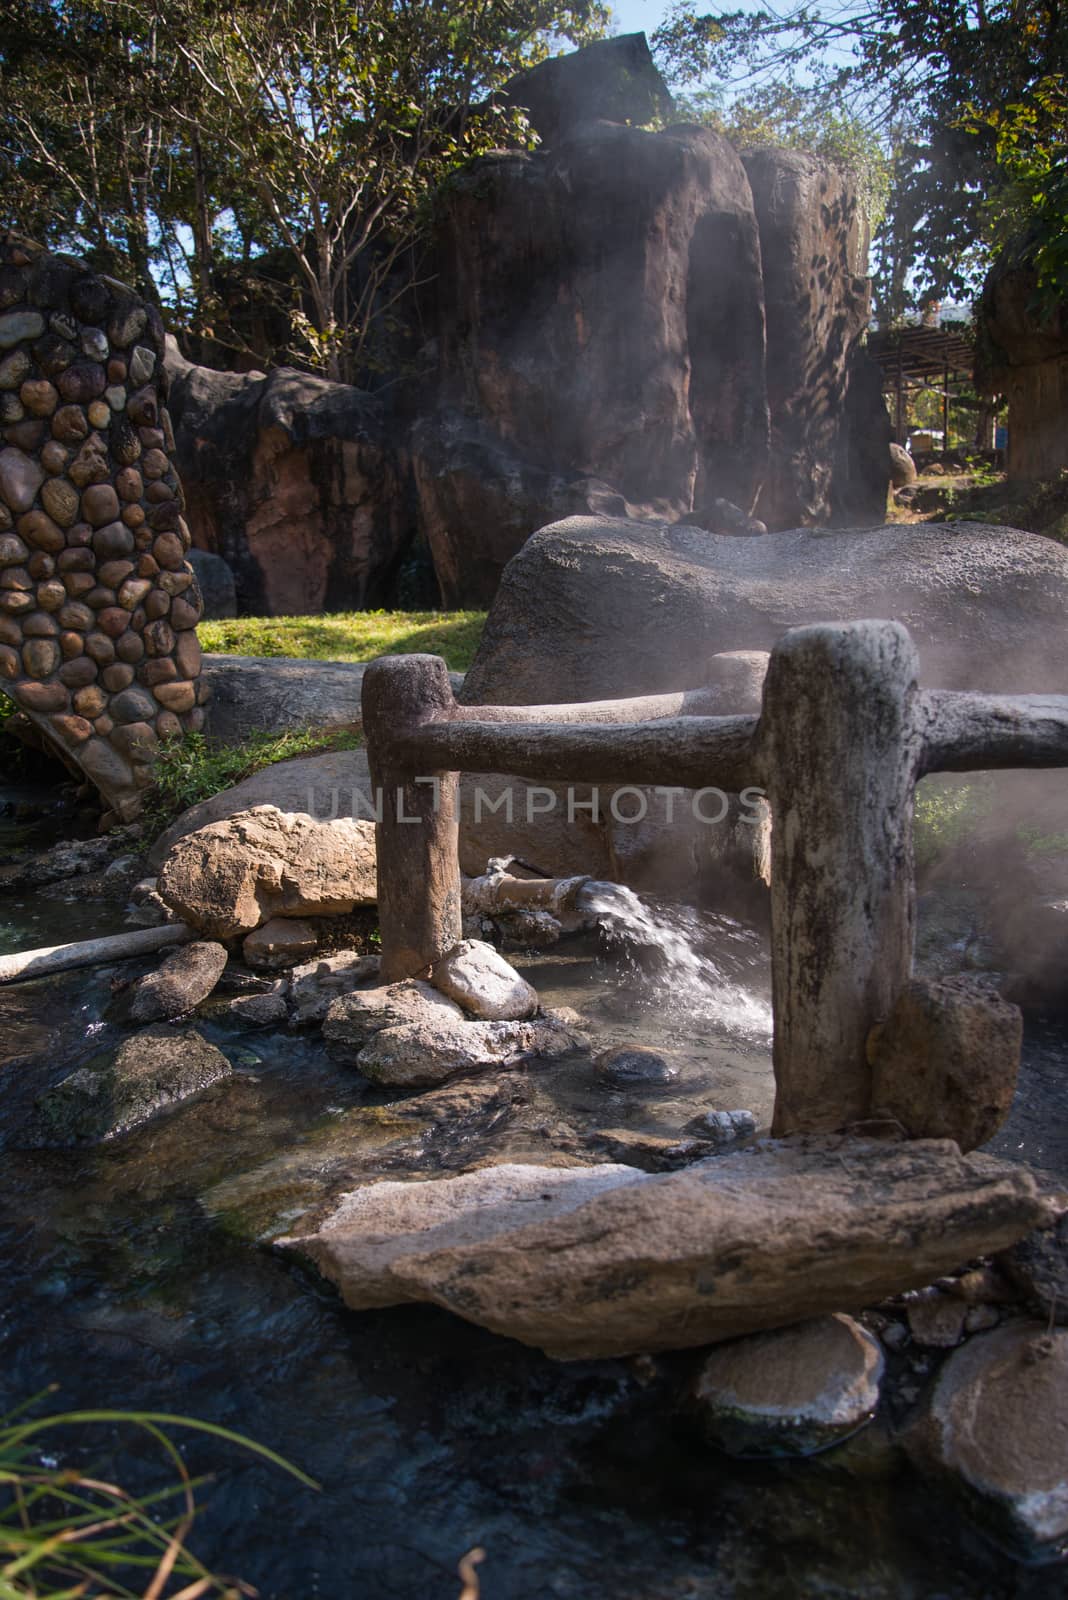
[140,724,363,838]
[0,1389,315,1598]
[914,774,995,871]
[0,0,609,377]
[198,609,487,672]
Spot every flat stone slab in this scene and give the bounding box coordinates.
[278,1136,1049,1359]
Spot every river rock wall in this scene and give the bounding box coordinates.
[0,235,205,821]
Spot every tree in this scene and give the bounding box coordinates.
[0,0,609,377]
[649,0,1068,319]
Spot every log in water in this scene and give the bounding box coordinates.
[0,922,194,985]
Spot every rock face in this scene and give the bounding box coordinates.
[157,805,376,937]
[909,1322,1068,1561]
[126,938,228,1022]
[323,979,466,1063]
[0,234,205,819]
[503,31,674,145]
[740,148,886,529]
[279,1137,1046,1359]
[355,1014,577,1090]
[692,1313,884,1458]
[21,1025,231,1145]
[867,976,1023,1152]
[463,516,1068,704]
[165,344,411,614]
[978,260,1068,480]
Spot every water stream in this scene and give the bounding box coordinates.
[1,787,1067,1597]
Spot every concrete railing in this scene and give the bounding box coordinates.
[362,620,1068,1137]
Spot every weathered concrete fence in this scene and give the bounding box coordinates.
[363,620,1068,1137]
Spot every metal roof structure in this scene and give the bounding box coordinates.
[867,324,976,385]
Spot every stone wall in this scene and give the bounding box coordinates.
[0,235,205,821]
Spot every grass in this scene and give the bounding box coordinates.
[139,726,363,839]
[1,1391,315,1599]
[198,610,487,674]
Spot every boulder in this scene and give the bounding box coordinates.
[187,548,236,619]
[21,1025,231,1145]
[691,1313,884,1458]
[867,975,1023,1152]
[230,990,289,1027]
[502,32,673,145]
[323,979,465,1063]
[243,916,318,970]
[463,517,1068,705]
[596,1048,679,1088]
[288,950,382,1029]
[889,442,918,488]
[165,343,410,614]
[200,656,392,745]
[278,1136,1047,1359]
[998,1210,1068,1326]
[355,1014,578,1090]
[126,939,228,1022]
[157,805,376,937]
[430,939,538,1020]
[908,1322,1068,1561]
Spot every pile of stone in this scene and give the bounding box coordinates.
[0,233,205,821]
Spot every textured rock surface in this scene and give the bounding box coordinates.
[909,1322,1068,1560]
[741,148,885,529]
[165,345,410,615]
[288,949,381,1029]
[20,1025,230,1145]
[355,1014,578,1090]
[157,805,376,937]
[868,975,1023,1152]
[0,234,205,817]
[692,1313,884,1458]
[502,31,673,145]
[430,939,538,1020]
[463,517,1068,706]
[243,916,318,970]
[978,260,1068,480]
[126,938,227,1022]
[998,1211,1068,1326]
[279,1137,1047,1358]
[323,979,465,1063]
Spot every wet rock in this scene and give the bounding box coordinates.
[867,975,1022,1152]
[355,1014,578,1091]
[685,1108,758,1143]
[126,876,178,927]
[430,939,538,1021]
[279,1136,1047,1359]
[691,1313,884,1458]
[126,938,228,1022]
[229,990,289,1028]
[908,1322,1068,1561]
[21,1025,231,1145]
[288,949,382,1029]
[904,1289,968,1349]
[323,979,465,1064]
[583,1127,706,1172]
[998,1210,1068,1326]
[596,1048,679,1088]
[243,916,318,970]
[157,805,377,937]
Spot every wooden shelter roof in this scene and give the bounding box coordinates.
[867,325,975,386]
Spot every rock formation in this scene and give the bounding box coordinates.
[0,235,205,819]
[978,257,1068,480]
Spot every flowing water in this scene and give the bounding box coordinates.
[1,789,1067,1598]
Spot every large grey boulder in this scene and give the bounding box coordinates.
[126,939,228,1022]
[279,1137,1046,1359]
[463,517,1068,705]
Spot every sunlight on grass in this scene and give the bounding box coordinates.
[198,610,486,673]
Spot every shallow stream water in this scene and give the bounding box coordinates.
[1,788,1067,1598]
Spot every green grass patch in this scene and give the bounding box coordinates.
[198,608,487,673]
[914,774,996,870]
[140,725,363,839]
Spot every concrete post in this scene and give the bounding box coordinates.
[759,621,922,1135]
[362,654,462,982]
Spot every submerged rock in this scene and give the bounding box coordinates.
[430,939,539,1021]
[229,991,289,1028]
[157,805,376,938]
[908,1322,1068,1561]
[356,1014,579,1091]
[21,1026,231,1145]
[279,1136,1047,1359]
[692,1313,884,1458]
[596,1048,679,1087]
[126,939,228,1022]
